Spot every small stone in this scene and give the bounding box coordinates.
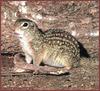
[81,84,84,87]
[90,82,95,86]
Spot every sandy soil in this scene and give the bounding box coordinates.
[1,53,99,90]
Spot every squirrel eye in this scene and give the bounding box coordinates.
[23,23,28,27]
[21,22,29,27]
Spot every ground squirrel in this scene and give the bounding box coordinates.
[14,18,80,75]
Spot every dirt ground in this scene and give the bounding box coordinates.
[1,1,99,90]
[1,53,99,90]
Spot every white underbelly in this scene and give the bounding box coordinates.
[19,38,33,56]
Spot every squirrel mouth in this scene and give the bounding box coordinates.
[14,33,23,38]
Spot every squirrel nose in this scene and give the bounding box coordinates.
[14,32,20,35]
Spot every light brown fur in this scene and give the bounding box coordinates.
[14,18,80,75]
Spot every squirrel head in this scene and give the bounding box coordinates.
[14,18,38,38]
